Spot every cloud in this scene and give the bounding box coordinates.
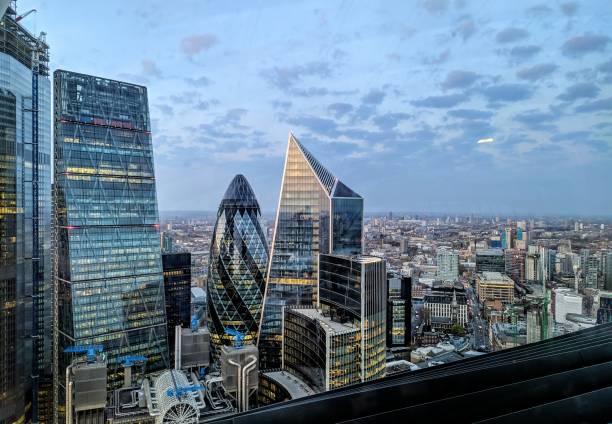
[516,63,557,81]
[448,109,493,120]
[514,109,559,130]
[480,84,533,103]
[560,2,578,16]
[421,0,450,13]
[527,4,553,16]
[496,28,529,44]
[260,61,332,92]
[598,59,612,83]
[422,49,450,65]
[506,45,541,62]
[362,89,386,105]
[185,76,211,87]
[557,82,601,102]
[181,34,218,56]
[155,104,174,116]
[562,35,610,57]
[411,93,469,108]
[372,113,412,130]
[453,16,475,41]
[328,103,354,118]
[574,97,612,113]
[271,100,292,110]
[141,59,162,77]
[442,70,480,89]
[287,115,338,135]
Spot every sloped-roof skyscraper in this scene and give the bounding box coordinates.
[258,134,363,369]
[208,175,268,360]
[54,71,169,404]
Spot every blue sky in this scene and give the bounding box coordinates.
[20,0,612,215]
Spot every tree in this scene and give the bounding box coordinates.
[451,323,466,336]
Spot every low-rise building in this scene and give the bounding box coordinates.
[423,282,468,331]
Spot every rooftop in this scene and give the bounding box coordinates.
[263,370,316,399]
[289,308,357,334]
[476,248,504,256]
[478,272,514,284]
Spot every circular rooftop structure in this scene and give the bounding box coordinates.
[153,370,199,424]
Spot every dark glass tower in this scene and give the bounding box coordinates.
[208,175,268,360]
[387,274,412,348]
[318,254,387,382]
[162,252,192,362]
[53,71,169,400]
[0,8,51,423]
[259,134,363,369]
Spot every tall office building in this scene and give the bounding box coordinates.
[318,254,387,383]
[0,6,51,423]
[162,252,192,362]
[386,274,411,348]
[583,251,599,290]
[436,246,459,282]
[475,248,505,273]
[208,175,268,360]
[504,249,525,285]
[282,307,361,392]
[54,71,169,404]
[259,134,363,369]
[526,245,539,283]
[160,231,173,253]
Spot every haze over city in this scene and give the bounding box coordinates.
[18,0,612,215]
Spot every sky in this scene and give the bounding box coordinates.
[18,0,612,216]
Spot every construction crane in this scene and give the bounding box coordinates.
[15,7,35,22]
[224,328,245,348]
[166,385,205,397]
[64,345,104,361]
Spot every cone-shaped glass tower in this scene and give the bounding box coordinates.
[258,134,363,369]
[208,175,268,360]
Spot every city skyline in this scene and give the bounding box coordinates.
[16,0,612,216]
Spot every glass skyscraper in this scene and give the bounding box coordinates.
[319,254,387,382]
[53,71,169,402]
[162,252,192,363]
[258,134,363,369]
[208,174,268,360]
[0,8,51,423]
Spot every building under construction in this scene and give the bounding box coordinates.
[0,1,52,422]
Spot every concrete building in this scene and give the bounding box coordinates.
[436,247,459,282]
[476,272,515,304]
[553,288,583,324]
[423,282,468,330]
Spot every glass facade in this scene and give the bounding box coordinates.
[162,252,192,362]
[259,134,362,369]
[208,175,268,360]
[54,71,169,398]
[387,275,411,348]
[282,308,360,392]
[0,13,51,423]
[318,254,387,383]
[476,248,506,273]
